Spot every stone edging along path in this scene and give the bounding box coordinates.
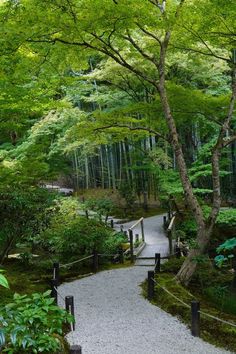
[58,215,231,353]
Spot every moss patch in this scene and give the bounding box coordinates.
[142,273,236,352]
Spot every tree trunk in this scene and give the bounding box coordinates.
[176,226,211,285]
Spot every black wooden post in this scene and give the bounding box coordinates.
[148,270,155,300]
[167,229,173,255]
[154,253,161,273]
[110,219,114,228]
[163,216,167,229]
[119,248,124,264]
[93,250,99,273]
[53,262,60,285]
[141,219,145,242]
[50,279,58,305]
[128,229,134,263]
[191,301,200,337]
[65,296,75,331]
[70,345,82,354]
[168,208,171,221]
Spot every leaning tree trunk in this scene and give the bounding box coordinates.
[175,225,212,285]
[157,32,208,285]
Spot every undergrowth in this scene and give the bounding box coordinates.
[142,259,236,353]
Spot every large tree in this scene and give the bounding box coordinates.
[1,0,236,284]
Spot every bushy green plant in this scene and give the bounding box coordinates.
[0,291,72,354]
[0,271,9,289]
[176,218,197,242]
[42,216,119,260]
[118,184,136,208]
[0,186,56,263]
[83,198,114,221]
[215,237,236,267]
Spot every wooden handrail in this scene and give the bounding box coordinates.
[129,217,144,230]
[167,215,176,231]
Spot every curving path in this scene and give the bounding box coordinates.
[58,215,231,354]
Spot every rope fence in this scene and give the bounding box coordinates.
[147,265,236,338]
[60,255,94,269]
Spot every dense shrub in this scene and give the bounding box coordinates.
[0,291,72,353]
[40,198,126,260]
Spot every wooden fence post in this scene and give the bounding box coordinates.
[50,279,58,305]
[148,270,155,300]
[167,229,173,255]
[93,250,99,273]
[141,219,145,242]
[191,300,200,337]
[163,216,167,230]
[65,296,75,331]
[110,219,114,228]
[53,262,60,285]
[154,253,161,273]
[119,248,124,264]
[128,229,134,263]
[70,345,82,354]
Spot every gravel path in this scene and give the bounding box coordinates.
[58,267,230,354]
[58,214,231,353]
[115,214,169,265]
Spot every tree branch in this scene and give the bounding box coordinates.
[122,30,159,68]
[136,23,162,46]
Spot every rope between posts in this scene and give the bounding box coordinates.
[152,278,191,309]
[152,279,236,328]
[53,286,65,302]
[60,255,93,268]
[199,310,236,328]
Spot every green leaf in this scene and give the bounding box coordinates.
[0,271,9,289]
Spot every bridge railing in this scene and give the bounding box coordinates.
[128,217,145,263]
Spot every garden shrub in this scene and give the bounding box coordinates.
[40,197,126,260]
[0,291,72,353]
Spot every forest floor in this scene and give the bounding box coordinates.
[58,215,231,354]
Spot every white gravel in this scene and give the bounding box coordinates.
[58,267,231,354]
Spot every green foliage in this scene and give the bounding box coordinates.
[83,197,114,220]
[176,218,197,240]
[216,210,236,227]
[205,286,236,315]
[161,257,185,274]
[0,291,72,353]
[215,237,236,267]
[0,183,56,261]
[118,183,136,208]
[0,271,9,289]
[40,197,124,259]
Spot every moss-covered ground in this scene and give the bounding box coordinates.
[141,258,236,353]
